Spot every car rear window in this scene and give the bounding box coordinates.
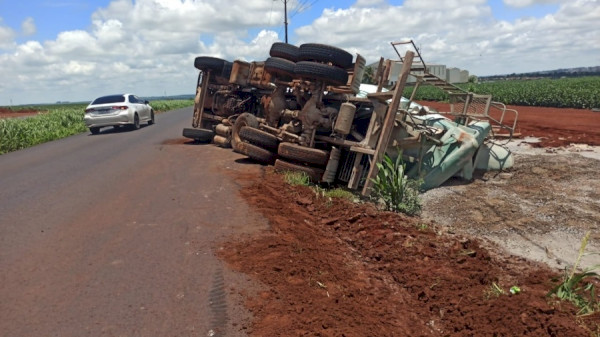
[91,95,126,104]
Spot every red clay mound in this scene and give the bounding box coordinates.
[220,169,591,336]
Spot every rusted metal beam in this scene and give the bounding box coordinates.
[361,51,415,196]
[192,70,210,128]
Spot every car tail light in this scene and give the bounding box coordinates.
[85,108,94,113]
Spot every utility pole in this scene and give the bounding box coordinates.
[284,0,288,43]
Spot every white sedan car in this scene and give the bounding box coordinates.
[84,94,154,134]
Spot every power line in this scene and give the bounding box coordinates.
[290,0,308,17]
[291,0,317,18]
[268,0,276,26]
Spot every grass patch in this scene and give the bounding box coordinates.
[324,188,356,201]
[280,171,359,203]
[548,232,600,315]
[283,171,312,186]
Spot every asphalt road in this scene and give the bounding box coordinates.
[0,107,265,336]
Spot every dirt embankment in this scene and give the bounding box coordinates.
[221,170,597,336]
[217,103,600,336]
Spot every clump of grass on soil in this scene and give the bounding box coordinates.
[282,171,312,186]
[548,231,600,316]
[281,171,358,203]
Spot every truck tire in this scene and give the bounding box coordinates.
[274,159,324,182]
[194,56,226,72]
[183,127,214,142]
[232,113,259,152]
[264,57,295,80]
[278,142,329,167]
[299,43,353,69]
[294,61,348,86]
[239,126,279,151]
[269,42,300,62]
[237,142,276,165]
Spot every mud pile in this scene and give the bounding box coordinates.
[220,169,595,336]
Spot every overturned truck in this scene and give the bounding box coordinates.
[183,40,518,194]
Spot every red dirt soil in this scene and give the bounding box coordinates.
[0,107,42,118]
[417,101,600,148]
[221,170,598,336]
[217,104,600,336]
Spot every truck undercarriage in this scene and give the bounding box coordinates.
[183,41,518,194]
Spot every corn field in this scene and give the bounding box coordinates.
[403,76,600,109]
[0,99,193,155]
[148,99,195,112]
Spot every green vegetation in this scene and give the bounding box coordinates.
[402,76,600,109]
[283,171,312,186]
[0,99,194,155]
[548,232,600,315]
[0,107,87,154]
[370,152,421,216]
[281,171,358,203]
[147,99,194,112]
[323,188,356,201]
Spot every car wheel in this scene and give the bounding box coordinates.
[278,142,330,167]
[269,42,300,62]
[231,113,259,152]
[264,57,296,81]
[239,126,279,151]
[90,127,100,135]
[131,113,140,130]
[182,128,214,142]
[294,61,349,86]
[148,110,155,125]
[274,159,324,182]
[299,43,353,69]
[237,142,276,165]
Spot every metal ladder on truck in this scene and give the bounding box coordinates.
[390,40,519,139]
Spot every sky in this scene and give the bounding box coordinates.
[0,0,598,105]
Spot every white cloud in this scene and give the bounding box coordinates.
[62,61,96,75]
[503,0,563,8]
[21,17,36,36]
[294,0,599,76]
[0,18,16,50]
[0,0,284,104]
[0,0,598,105]
[353,0,386,7]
